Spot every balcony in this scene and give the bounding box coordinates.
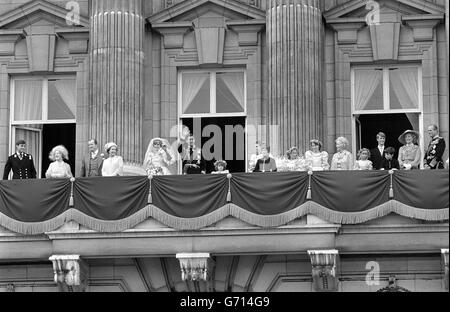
[0,170,447,259]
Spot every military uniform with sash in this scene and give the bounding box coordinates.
[2,152,37,180]
[424,136,446,169]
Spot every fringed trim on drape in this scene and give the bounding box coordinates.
[0,201,448,234]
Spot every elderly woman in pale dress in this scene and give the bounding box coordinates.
[398,130,421,170]
[331,137,353,170]
[305,140,329,171]
[143,138,175,175]
[101,142,124,176]
[46,145,73,178]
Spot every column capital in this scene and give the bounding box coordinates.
[307,249,339,292]
[49,255,88,292]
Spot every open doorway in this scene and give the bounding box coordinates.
[181,117,246,173]
[41,124,76,178]
[356,113,419,158]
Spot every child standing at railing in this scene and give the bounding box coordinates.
[211,160,229,174]
[380,147,400,170]
[354,148,373,170]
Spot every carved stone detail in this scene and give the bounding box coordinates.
[176,253,215,292]
[0,30,24,56]
[152,22,193,49]
[227,20,265,46]
[327,20,365,45]
[403,15,443,42]
[307,249,339,292]
[442,249,449,290]
[56,29,89,54]
[49,255,88,292]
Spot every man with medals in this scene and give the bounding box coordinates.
[424,124,446,170]
[2,139,37,180]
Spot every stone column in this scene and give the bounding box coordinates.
[266,0,324,155]
[176,253,215,292]
[307,249,339,291]
[89,0,144,163]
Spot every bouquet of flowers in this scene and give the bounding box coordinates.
[146,164,164,175]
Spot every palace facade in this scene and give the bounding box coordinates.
[0,0,448,292]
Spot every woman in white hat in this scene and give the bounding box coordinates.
[143,137,175,175]
[101,142,124,176]
[398,130,421,170]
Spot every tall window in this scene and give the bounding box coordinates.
[351,64,423,162]
[10,76,76,177]
[179,69,246,117]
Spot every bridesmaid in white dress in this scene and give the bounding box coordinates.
[143,138,175,175]
[354,148,373,170]
[305,139,330,171]
[46,145,73,178]
[101,142,124,176]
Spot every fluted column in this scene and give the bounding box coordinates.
[267,0,324,154]
[89,0,144,162]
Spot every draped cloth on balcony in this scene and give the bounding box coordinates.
[0,171,448,234]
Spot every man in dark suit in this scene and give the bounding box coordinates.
[80,139,104,177]
[2,139,37,180]
[424,124,446,169]
[370,132,386,170]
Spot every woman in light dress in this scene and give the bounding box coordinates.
[398,130,421,170]
[331,137,353,170]
[143,138,175,175]
[354,148,373,170]
[279,147,306,172]
[305,140,329,171]
[45,145,73,178]
[101,142,124,176]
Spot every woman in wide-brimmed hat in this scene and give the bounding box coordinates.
[101,142,124,176]
[398,130,421,170]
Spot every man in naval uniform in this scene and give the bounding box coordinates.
[2,139,37,180]
[424,124,446,169]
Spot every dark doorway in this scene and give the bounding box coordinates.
[182,117,246,173]
[41,124,76,178]
[357,114,416,158]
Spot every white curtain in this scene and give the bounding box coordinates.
[218,72,245,111]
[15,126,42,177]
[14,80,42,121]
[182,73,208,113]
[405,113,419,133]
[389,68,419,109]
[354,69,382,111]
[53,79,76,118]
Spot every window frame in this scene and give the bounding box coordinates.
[351,64,423,115]
[178,68,247,118]
[350,64,424,166]
[10,75,77,125]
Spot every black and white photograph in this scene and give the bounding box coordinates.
[0,0,448,301]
